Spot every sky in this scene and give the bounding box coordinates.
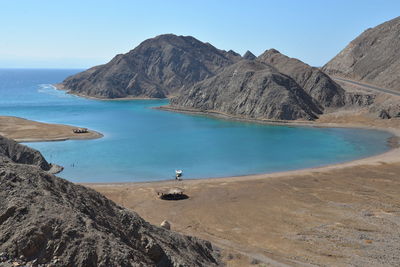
[0,0,399,68]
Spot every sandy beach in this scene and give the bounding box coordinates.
[87,115,400,266]
[0,116,103,142]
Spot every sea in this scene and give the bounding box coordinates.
[0,69,393,183]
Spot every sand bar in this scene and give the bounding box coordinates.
[0,116,103,142]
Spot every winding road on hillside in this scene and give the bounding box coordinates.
[332,77,400,97]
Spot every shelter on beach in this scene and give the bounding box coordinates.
[157,187,188,200]
[72,128,88,134]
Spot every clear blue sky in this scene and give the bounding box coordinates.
[1,0,399,68]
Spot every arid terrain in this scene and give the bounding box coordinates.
[1,3,399,266]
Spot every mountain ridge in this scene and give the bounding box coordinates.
[323,16,400,92]
[170,60,323,121]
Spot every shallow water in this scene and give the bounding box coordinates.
[0,69,392,182]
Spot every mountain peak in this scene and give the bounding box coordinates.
[263,48,281,56]
[243,50,256,60]
[61,34,241,99]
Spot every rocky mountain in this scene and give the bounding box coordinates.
[0,136,220,267]
[59,33,386,121]
[0,135,62,174]
[243,50,256,60]
[59,34,242,99]
[258,49,346,108]
[323,16,400,92]
[170,60,322,120]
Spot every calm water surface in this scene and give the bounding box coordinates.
[0,69,392,182]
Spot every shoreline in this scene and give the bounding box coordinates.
[54,84,167,101]
[44,84,400,265]
[88,120,400,265]
[50,84,400,190]
[30,84,400,184]
[84,122,400,187]
[0,116,103,142]
[84,144,400,187]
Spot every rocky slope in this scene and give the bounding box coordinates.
[258,49,346,108]
[60,34,242,99]
[0,135,62,174]
[170,60,322,120]
[0,136,220,267]
[323,16,400,92]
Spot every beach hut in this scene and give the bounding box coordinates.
[72,128,88,134]
[157,187,187,200]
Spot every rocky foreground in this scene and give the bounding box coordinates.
[0,136,220,267]
[323,16,400,92]
[0,135,62,174]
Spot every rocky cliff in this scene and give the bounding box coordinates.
[0,136,220,267]
[170,60,322,120]
[258,49,346,108]
[60,34,242,99]
[0,136,62,173]
[323,16,400,92]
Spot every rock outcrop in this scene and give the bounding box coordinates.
[243,50,256,60]
[0,135,62,173]
[322,16,400,92]
[258,49,346,108]
[60,34,242,99]
[170,60,322,120]
[0,136,220,267]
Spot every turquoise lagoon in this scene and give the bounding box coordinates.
[0,69,393,183]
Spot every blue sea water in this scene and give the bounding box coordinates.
[0,69,393,183]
